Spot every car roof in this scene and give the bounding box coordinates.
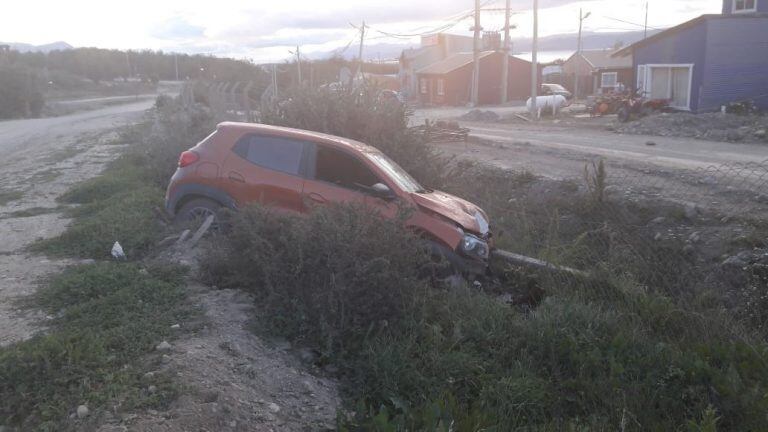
[217,122,377,154]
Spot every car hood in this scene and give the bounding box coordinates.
[410,190,489,235]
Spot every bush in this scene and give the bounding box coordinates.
[203,203,432,356]
[204,200,768,430]
[0,64,44,119]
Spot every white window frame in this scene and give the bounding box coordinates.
[733,0,758,13]
[436,78,445,96]
[637,65,647,95]
[600,72,618,88]
[642,63,694,111]
[419,78,428,95]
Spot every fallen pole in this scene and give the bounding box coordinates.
[491,249,589,278]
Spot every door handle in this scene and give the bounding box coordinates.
[228,172,245,183]
[307,192,326,204]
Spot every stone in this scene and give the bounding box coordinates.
[297,348,318,364]
[645,141,656,146]
[688,232,701,243]
[156,341,172,352]
[650,216,666,225]
[268,402,281,413]
[170,324,181,330]
[76,404,89,418]
[654,233,662,241]
[722,256,747,268]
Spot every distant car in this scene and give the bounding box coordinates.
[541,84,573,104]
[378,89,405,104]
[165,122,493,275]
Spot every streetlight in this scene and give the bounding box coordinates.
[575,9,591,101]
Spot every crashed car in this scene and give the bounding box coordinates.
[165,122,493,274]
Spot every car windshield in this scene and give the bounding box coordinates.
[365,152,425,193]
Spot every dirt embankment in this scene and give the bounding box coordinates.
[613,112,768,144]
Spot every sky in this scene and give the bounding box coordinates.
[1,0,723,63]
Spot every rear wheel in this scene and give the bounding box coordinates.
[175,198,223,231]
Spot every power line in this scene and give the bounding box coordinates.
[603,15,661,31]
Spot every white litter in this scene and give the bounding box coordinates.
[111,241,126,260]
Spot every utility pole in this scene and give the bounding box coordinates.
[471,0,481,106]
[174,54,179,81]
[530,0,539,119]
[355,21,366,82]
[574,8,591,101]
[500,0,511,104]
[644,2,649,39]
[272,64,279,99]
[295,46,302,85]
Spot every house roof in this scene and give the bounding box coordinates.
[567,49,632,69]
[613,13,768,57]
[416,51,495,75]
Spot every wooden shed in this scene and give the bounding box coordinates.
[415,51,538,106]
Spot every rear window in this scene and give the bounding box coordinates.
[233,134,306,175]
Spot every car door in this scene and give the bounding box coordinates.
[223,133,308,213]
[301,144,388,211]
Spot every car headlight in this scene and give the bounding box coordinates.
[460,234,489,260]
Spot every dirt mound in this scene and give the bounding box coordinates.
[460,109,500,122]
[614,112,768,143]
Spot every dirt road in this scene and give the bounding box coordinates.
[0,101,154,346]
[437,121,768,220]
[461,122,767,171]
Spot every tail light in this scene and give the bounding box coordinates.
[178,150,199,168]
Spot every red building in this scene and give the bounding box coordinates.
[415,51,539,106]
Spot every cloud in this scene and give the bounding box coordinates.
[151,16,205,40]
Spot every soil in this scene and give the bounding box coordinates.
[97,285,340,432]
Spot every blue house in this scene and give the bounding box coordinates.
[614,0,768,112]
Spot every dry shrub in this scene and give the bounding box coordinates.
[202,203,432,356]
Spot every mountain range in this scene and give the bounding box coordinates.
[0,41,74,53]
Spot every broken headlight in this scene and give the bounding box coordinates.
[460,233,489,260]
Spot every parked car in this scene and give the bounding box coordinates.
[165,122,493,274]
[541,83,573,105]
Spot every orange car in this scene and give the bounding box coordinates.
[165,122,493,274]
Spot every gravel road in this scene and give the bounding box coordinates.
[0,100,153,346]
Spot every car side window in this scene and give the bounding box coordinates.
[313,146,381,192]
[232,134,306,176]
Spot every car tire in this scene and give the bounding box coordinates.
[175,197,223,229]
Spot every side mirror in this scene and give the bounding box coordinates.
[371,183,395,200]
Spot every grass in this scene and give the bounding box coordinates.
[0,188,24,206]
[205,203,768,430]
[0,262,193,431]
[30,154,165,259]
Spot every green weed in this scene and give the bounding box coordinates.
[0,263,191,430]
